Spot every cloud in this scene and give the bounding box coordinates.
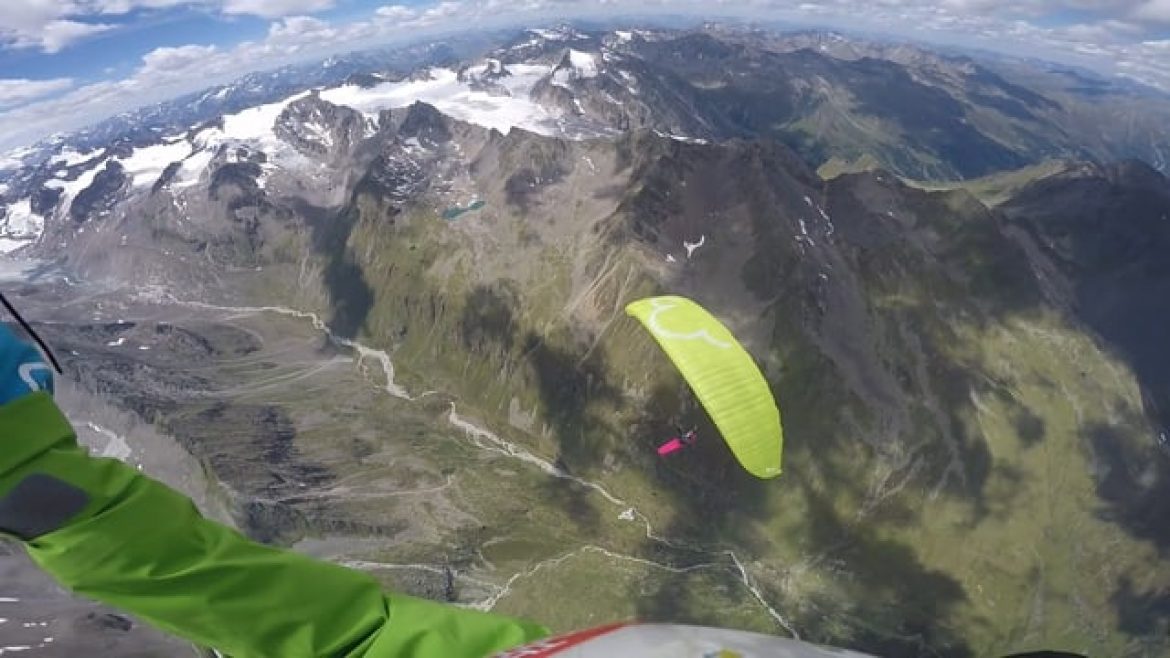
[0,0,72,32]
[374,5,418,21]
[139,44,220,82]
[1,0,1169,150]
[2,10,113,53]
[0,0,338,53]
[0,77,75,109]
[0,15,369,149]
[40,20,114,52]
[419,1,464,23]
[221,0,336,19]
[266,15,337,41]
[1,2,124,52]
[5,0,1160,57]
[90,0,195,13]
[1133,0,1170,22]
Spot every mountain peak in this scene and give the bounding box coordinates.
[396,101,454,147]
[273,93,366,161]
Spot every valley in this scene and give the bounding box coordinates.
[1,23,1169,658]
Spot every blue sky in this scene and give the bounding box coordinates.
[2,9,263,80]
[0,0,1168,151]
[0,1,423,81]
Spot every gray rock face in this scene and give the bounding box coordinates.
[70,161,127,224]
[274,92,367,162]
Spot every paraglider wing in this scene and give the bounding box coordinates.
[625,295,783,479]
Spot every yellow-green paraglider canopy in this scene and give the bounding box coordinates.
[626,295,783,479]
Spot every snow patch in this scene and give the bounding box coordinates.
[614,30,633,42]
[53,148,94,168]
[0,199,43,253]
[467,58,504,79]
[0,146,35,171]
[550,68,571,89]
[666,253,677,263]
[815,203,835,238]
[191,125,225,150]
[218,90,312,152]
[511,36,544,51]
[529,27,571,40]
[684,234,706,258]
[106,337,126,347]
[320,66,562,137]
[569,49,599,78]
[118,140,192,188]
[551,50,599,89]
[158,91,315,185]
[173,148,214,189]
[294,118,335,151]
[87,422,132,461]
[653,129,707,145]
[2,199,42,237]
[0,259,44,282]
[44,157,104,214]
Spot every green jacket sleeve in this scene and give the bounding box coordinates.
[0,393,548,657]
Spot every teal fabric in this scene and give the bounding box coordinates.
[0,324,52,405]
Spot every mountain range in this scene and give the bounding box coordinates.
[1,23,1169,658]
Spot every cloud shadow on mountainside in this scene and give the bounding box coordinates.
[1002,172,1170,534]
[523,331,621,533]
[291,198,375,341]
[627,377,781,633]
[456,283,620,531]
[1083,420,1170,553]
[794,478,973,658]
[624,371,975,657]
[1079,414,1170,641]
[1111,576,1170,638]
[771,351,976,658]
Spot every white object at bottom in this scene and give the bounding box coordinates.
[494,623,876,658]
